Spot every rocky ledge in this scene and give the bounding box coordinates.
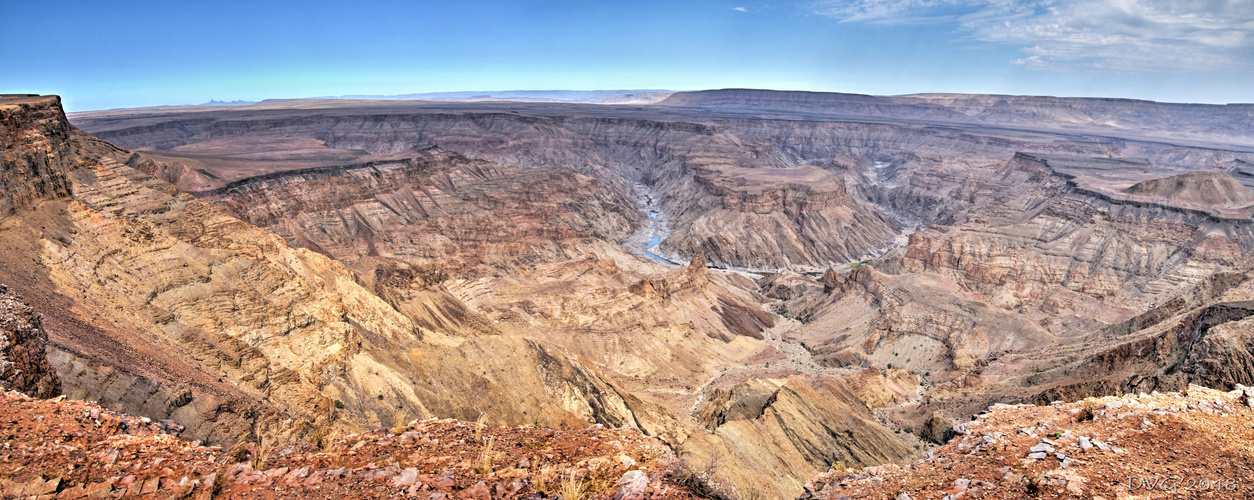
[0,390,707,499]
[805,385,1254,499]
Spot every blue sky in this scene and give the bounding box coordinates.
[2,0,1250,111]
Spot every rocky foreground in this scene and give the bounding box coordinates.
[0,390,706,499]
[805,386,1254,499]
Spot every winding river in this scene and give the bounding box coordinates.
[628,182,679,265]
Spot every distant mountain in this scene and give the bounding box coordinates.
[202,99,258,106]
[317,89,674,104]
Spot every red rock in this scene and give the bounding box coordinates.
[53,484,84,499]
[95,448,119,465]
[433,471,456,490]
[82,482,112,498]
[284,466,311,484]
[138,477,160,495]
[393,468,420,487]
[458,482,491,500]
[494,477,526,497]
[32,477,60,496]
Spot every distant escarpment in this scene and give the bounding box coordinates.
[661,89,1254,148]
[899,154,1254,298]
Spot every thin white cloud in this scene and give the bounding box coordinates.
[734,6,749,11]
[812,0,1254,70]
[814,0,969,23]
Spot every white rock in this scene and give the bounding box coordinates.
[614,470,648,500]
[392,468,419,488]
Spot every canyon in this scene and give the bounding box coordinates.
[2,89,1253,498]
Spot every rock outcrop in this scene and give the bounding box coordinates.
[0,95,74,214]
[685,376,913,498]
[0,283,60,398]
[629,255,710,300]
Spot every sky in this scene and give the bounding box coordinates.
[1,0,1251,111]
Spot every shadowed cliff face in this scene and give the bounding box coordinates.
[0,283,61,398]
[200,150,638,277]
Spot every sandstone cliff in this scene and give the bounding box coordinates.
[0,95,75,214]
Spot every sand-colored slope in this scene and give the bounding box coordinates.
[1124,170,1254,209]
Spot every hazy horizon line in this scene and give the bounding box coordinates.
[50,87,1254,113]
